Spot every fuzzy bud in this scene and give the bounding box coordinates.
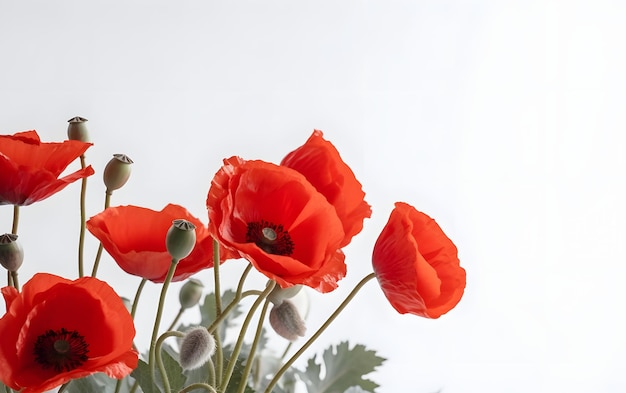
[269,300,306,341]
[179,327,216,370]
[268,284,303,305]
[179,278,204,309]
[103,154,133,193]
[166,219,196,260]
[0,234,24,272]
[67,116,90,142]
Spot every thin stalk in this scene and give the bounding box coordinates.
[149,258,180,389]
[11,205,19,234]
[178,383,218,393]
[219,281,276,392]
[204,265,255,334]
[166,307,185,331]
[131,278,148,319]
[263,273,376,393]
[77,155,88,277]
[90,192,111,277]
[235,299,271,393]
[10,271,19,291]
[155,330,185,393]
[211,239,223,386]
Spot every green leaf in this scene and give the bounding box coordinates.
[131,359,159,393]
[160,346,187,393]
[297,341,386,393]
[64,373,117,393]
[222,353,256,393]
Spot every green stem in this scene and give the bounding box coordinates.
[166,307,185,331]
[178,383,218,393]
[77,154,88,278]
[156,330,185,393]
[236,299,270,393]
[90,192,111,277]
[211,239,223,386]
[11,205,19,235]
[58,382,69,393]
[219,281,276,392]
[204,265,254,334]
[9,205,19,288]
[114,378,123,393]
[149,258,180,389]
[263,273,376,393]
[131,278,148,319]
[10,271,19,291]
[279,341,293,361]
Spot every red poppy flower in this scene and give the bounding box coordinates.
[86,204,235,283]
[0,273,137,393]
[0,130,94,206]
[207,156,346,293]
[372,202,466,318]
[281,130,371,247]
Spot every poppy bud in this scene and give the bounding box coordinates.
[269,300,306,341]
[267,283,303,305]
[103,154,133,193]
[166,219,196,260]
[179,278,204,309]
[67,116,90,142]
[178,326,215,370]
[0,233,24,272]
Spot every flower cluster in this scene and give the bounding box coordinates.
[0,121,466,393]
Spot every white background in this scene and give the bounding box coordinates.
[1,1,626,392]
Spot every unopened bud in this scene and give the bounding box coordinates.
[103,154,133,193]
[179,278,204,309]
[179,327,215,370]
[268,284,303,305]
[0,234,24,272]
[269,300,306,341]
[67,116,90,142]
[166,219,196,260]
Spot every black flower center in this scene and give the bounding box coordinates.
[33,328,89,372]
[246,220,294,256]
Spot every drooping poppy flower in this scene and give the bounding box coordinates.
[0,273,137,393]
[86,204,236,283]
[281,130,371,247]
[0,130,94,206]
[207,156,346,293]
[372,202,466,318]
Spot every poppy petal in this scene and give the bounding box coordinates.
[372,202,466,318]
[281,130,372,246]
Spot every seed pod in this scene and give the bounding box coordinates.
[0,234,24,272]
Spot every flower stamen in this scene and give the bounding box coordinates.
[246,220,294,256]
[33,328,89,372]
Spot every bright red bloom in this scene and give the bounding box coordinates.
[0,273,137,393]
[372,202,466,318]
[281,130,371,247]
[86,204,235,283]
[0,130,94,206]
[207,156,346,293]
